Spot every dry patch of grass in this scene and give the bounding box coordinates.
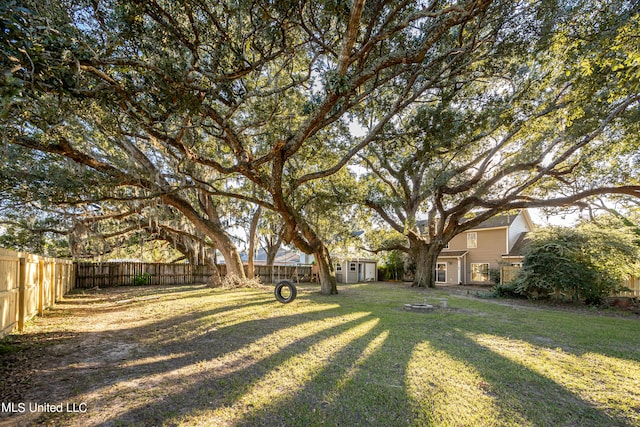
[1,282,638,427]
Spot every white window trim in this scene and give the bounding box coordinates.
[467,232,477,249]
[336,263,342,271]
[349,263,356,272]
[471,263,490,282]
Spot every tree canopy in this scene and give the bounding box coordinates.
[1,0,639,293]
[358,0,640,286]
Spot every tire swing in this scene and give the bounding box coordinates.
[274,280,297,304]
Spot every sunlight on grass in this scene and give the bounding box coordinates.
[209,302,341,330]
[206,311,374,376]
[323,330,389,404]
[12,284,640,427]
[183,318,380,426]
[144,296,340,347]
[87,311,372,418]
[119,353,191,368]
[405,341,527,427]
[470,333,640,424]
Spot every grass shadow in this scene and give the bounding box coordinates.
[3,282,638,426]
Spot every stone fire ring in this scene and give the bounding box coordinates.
[403,303,435,312]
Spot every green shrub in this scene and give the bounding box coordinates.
[382,250,405,281]
[492,282,522,298]
[512,226,639,305]
[131,272,151,286]
[489,267,501,285]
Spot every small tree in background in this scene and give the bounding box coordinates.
[510,225,640,304]
[382,250,406,282]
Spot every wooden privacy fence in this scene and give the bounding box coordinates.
[618,276,640,298]
[501,266,521,285]
[75,262,211,288]
[237,264,315,284]
[74,262,314,288]
[0,248,75,338]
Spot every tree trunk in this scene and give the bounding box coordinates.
[206,263,223,288]
[217,240,246,279]
[265,245,278,267]
[247,206,262,279]
[314,245,338,295]
[412,243,441,288]
[163,194,247,280]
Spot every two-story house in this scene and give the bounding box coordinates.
[432,210,534,285]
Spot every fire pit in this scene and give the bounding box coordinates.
[403,297,448,312]
[403,303,435,312]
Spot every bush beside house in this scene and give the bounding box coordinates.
[496,225,640,304]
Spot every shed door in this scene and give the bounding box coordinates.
[365,263,376,281]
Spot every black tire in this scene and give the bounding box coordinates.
[274,280,297,303]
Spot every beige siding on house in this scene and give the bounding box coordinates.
[465,228,507,283]
[446,233,467,251]
[439,235,466,284]
[440,228,508,284]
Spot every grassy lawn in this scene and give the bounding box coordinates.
[1,282,639,426]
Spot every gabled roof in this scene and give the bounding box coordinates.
[417,210,531,232]
[465,211,521,229]
[503,232,530,257]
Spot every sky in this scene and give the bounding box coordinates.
[530,208,582,227]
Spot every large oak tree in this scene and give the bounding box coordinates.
[360,0,640,287]
[1,0,501,294]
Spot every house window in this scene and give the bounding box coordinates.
[471,263,490,282]
[336,263,342,271]
[435,263,447,283]
[467,232,477,249]
[349,263,356,272]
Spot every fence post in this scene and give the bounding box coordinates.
[38,258,44,315]
[18,257,26,332]
[50,260,56,307]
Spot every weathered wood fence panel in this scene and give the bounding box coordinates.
[500,266,521,285]
[74,262,211,288]
[74,262,314,288]
[0,250,20,338]
[250,264,314,284]
[210,264,314,284]
[618,276,640,298]
[0,248,76,338]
